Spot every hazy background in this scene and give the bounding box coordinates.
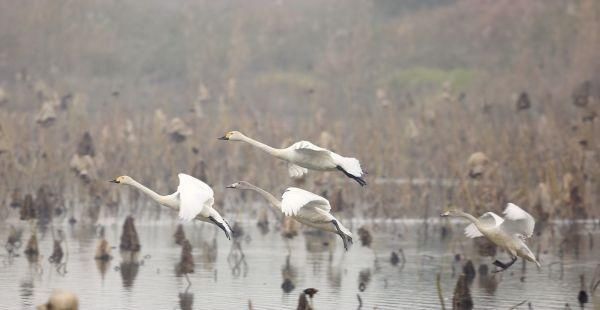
[1,2,599,309]
[0,0,599,221]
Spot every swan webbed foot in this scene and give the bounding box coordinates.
[209,216,231,240]
[223,219,234,240]
[492,256,517,273]
[336,166,367,187]
[355,177,367,187]
[492,260,507,270]
[340,235,349,251]
[332,220,349,251]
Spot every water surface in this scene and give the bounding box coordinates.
[1,219,598,309]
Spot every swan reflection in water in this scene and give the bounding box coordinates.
[119,250,140,289]
[477,264,499,295]
[281,254,298,293]
[178,288,194,310]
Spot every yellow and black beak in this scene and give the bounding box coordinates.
[109,179,119,183]
[440,211,450,217]
[218,135,229,140]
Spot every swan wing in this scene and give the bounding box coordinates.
[177,173,215,221]
[288,163,308,178]
[289,140,328,152]
[464,212,503,238]
[290,141,334,165]
[500,203,535,238]
[281,187,331,216]
[480,212,504,227]
[464,224,483,238]
[289,141,364,177]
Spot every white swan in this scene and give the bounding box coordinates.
[110,174,232,240]
[226,181,353,250]
[441,203,540,272]
[218,131,366,186]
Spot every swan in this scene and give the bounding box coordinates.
[110,174,233,240]
[218,131,366,186]
[37,290,79,310]
[226,181,353,250]
[440,203,540,272]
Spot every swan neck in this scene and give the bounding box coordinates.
[457,210,480,226]
[239,135,280,157]
[244,184,282,210]
[126,178,165,205]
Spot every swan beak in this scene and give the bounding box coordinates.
[218,136,229,140]
[440,211,450,217]
[109,179,119,183]
[225,184,235,189]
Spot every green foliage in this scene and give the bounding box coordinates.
[255,71,323,92]
[382,67,477,92]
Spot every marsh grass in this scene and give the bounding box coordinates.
[0,1,598,224]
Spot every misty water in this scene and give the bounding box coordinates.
[1,219,598,309]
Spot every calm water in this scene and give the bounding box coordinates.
[1,219,598,309]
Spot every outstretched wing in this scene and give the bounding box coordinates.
[464,212,503,238]
[289,140,334,165]
[289,140,328,152]
[500,203,535,238]
[288,163,308,178]
[281,187,331,216]
[177,173,214,221]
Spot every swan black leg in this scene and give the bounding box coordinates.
[223,218,234,237]
[209,216,231,240]
[336,166,367,186]
[492,256,518,273]
[332,220,349,251]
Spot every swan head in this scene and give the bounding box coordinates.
[218,131,244,141]
[109,175,133,185]
[226,181,253,190]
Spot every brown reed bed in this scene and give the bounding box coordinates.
[0,87,597,224]
[0,11,598,223]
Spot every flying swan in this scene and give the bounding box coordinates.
[441,203,540,272]
[226,181,353,250]
[110,174,233,240]
[218,131,366,186]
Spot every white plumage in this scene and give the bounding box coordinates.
[330,152,363,177]
[281,187,331,217]
[219,131,366,186]
[289,140,326,152]
[111,174,232,240]
[441,203,540,271]
[464,212,504,238]
[226,181,353,250]
[287,163,308,179]
[177,173,215,221]
[501,202,535,238]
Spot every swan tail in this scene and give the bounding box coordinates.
[331,154,366,186]
[520,244,540,268]
[529,253,541,268]
[336,165,366,186]
[209,213,232,240]
[337,222,352,238]
[331,154,364,177]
